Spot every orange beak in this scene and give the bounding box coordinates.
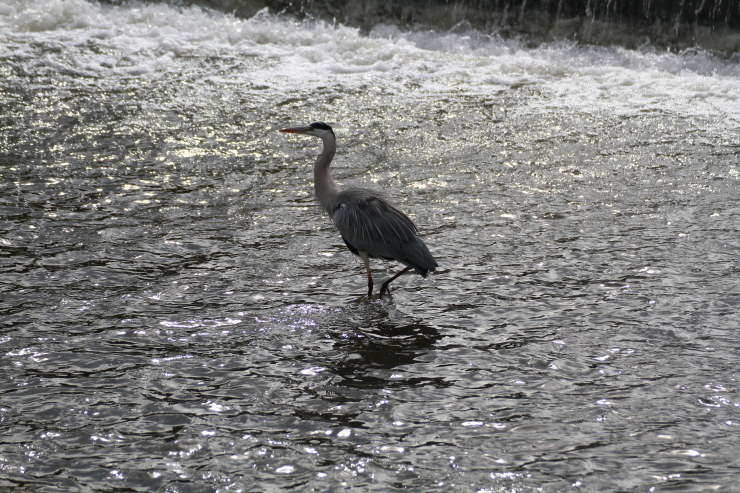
[279,126,312,134]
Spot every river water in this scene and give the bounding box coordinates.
[1,1,739,491]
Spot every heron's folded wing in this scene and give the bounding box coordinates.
[332,190,436,272]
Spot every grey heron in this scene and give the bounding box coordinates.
[280,122,437,298]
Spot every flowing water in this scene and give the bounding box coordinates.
[1,1,740,491]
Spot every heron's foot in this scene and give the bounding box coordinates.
[378,267,411,299]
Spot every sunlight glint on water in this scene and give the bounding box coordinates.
[1,1,739,492]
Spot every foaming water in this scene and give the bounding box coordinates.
[2,1,739,492]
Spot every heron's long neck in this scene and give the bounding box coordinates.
[313,134,339,216]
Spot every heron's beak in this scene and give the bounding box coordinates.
[279,126,312,134]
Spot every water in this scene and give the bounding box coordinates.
[1,1,740,491]
[195,0,740,54]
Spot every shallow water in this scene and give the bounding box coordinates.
[1,1,740,491]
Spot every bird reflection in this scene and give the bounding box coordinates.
[327,320,443,389]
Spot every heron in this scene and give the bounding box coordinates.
[280,121,437,298]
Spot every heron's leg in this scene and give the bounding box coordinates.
[379,266,412,298]
[359,251,373,297]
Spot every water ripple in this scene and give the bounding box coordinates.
[1,3,739,492]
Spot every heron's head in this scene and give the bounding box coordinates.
[279,121,334,139]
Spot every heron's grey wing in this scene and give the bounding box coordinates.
[332,189,437,275]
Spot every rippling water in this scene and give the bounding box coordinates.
[1,1,740,491]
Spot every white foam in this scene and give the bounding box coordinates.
[327,61,391,73]
[0,0,107,31]
[1,0,738,126]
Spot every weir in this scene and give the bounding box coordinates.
[183,0,740,53]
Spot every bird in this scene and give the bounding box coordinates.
[279,121,437,298]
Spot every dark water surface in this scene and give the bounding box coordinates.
[2,2,740,491]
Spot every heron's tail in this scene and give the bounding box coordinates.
[402,237,437,277]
